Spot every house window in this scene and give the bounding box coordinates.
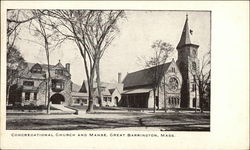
[32,68,42,73]
[52,79,64,90]
[75,99,80,104]
[82,99,87,104]
[104,97,108,102]
[108,97,112,102]
[55,69,63,75]
[23,81,34,86]
[100,87,105,92]
[34,92,37,100]
[55,82,64,89]
[25,92,30,100]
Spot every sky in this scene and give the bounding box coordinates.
[15,10,211,85]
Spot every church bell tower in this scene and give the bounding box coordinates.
[176,14,200,108]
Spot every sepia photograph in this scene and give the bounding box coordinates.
[6,9,211,131]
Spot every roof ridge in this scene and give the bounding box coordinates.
[127,62,171,75]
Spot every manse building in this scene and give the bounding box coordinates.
[9,60,73,106]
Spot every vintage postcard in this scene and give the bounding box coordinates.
[1,1,249,150]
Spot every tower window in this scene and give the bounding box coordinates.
[192,49,197,56]
[192,62,197,70]
[171,67,175,72]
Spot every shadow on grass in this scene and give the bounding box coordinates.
[6,112,210,131]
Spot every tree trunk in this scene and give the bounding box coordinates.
[46,76,51,114]
[153,88,156,113]
[200,97,204,113]
[6,84,11,105]
[86,74,95,113]
[45,41,51,114]
[198,83,204,113]
[95,58,103,107]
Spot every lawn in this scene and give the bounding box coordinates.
[6,111,210,131]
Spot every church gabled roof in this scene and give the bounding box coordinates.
[177,15,198,49]
[122,62,171,89]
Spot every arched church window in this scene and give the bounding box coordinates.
[168,77,178,91]
[192,62,197,71]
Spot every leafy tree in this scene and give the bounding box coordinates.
[6,46,26,105]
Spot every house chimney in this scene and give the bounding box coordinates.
[118,72,122,83]
[66,63,70,73]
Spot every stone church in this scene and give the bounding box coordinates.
[120,15,200,109]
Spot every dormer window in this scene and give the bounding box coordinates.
[100,87,105,92]
[31,63,42,73]
[55,69,63,75]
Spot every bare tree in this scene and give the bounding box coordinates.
[28,10,63,114]
[7,10,36,49]
[190,51,211,113]
[138,40,174,112]
[43,10,125,112]
[84,11,125,107]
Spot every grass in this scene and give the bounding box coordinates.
[6,111,210,131]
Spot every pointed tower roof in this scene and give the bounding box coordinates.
[177,14,198,49]
[54,59,64,69]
